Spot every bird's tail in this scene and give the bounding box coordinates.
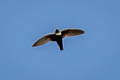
[56,38,64,51]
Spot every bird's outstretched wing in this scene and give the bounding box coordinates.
[32,33,54,47]
[61,29,85,38]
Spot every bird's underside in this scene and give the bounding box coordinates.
[32,28,85,51]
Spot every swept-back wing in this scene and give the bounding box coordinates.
[61,29,85,38]
[32,33,54,47]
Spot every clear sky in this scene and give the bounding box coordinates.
[0,0,120,80]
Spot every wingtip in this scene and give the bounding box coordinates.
[32,44,36,47]
[82,30,85,34]
[32,45,35,47]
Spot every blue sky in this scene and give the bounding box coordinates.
[0,0,120,80]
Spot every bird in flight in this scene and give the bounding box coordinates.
[32,28,85,51]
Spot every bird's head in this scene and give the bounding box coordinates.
[55,28,60,33]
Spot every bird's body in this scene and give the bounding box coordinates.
[32,28,85,51]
